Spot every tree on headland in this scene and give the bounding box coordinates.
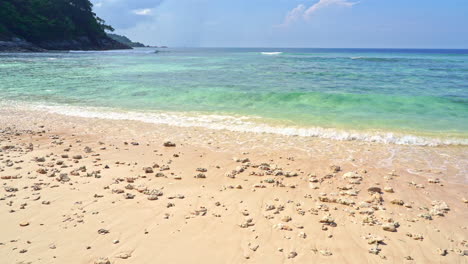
[0,0,115,42]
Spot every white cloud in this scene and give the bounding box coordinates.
[283,4,307,26]
[280,0,359,26]
[133,8,153,16]
[91,0,165,28]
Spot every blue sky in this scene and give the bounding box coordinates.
[92,0,468,48]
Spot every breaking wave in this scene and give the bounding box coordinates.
[22,103,468,146]
[261,52,283,55]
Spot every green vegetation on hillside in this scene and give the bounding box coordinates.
[0,0,114,42]
[107,33,146,48]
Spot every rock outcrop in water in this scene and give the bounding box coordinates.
[0,38,46,52]
[0,37,130,53]
[107,33,146,48]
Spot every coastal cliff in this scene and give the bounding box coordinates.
[0,0,130,52]
[107,33,146,48]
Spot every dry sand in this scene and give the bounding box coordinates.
[0,107,467,264]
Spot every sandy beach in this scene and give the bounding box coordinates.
[2,0,468,263]
[0,106,467,264]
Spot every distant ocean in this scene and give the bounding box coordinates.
[1,48,467,145]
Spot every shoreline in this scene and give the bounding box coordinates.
[1,105,467,184]
[0,38,131,53]
[0,106,467,263]
[4,101,468,147]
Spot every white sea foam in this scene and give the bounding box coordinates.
[69,49,157,54]
[23,103,468,147]
[261,52,283,55]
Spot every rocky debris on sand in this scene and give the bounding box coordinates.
[143,167,154,173]
[274,223,293,231]
[234,157,250,163]
[35,157,46,162]
[146,189,164,200]
[94,257,111,264]
[56,173,70,182]
[309,174,319,183]
[390,199,405,206]
[116,252,132,259]
[248,242,259,252]
[192,207,208,216]
[155,172,166,178]
[136,185,148,193]
[288,251,298,259]
[364,234,384,245]
[342,172,362,184]
[97,229,109,235]
[319,195,355,206]
[330,165,341,173]
[382,222,399,232]
[125,193,135,199]
[367,187,381,193]
[5,186,18,192]
[239,218,255,228]
[2,125,467,263]
[168,194,185,199]
[437,248,448,256]
[163,141,176,147]
[319,215,335,225]
[225,171,236,178]
[160,165,170,171]
[428,178,440,184]
[409,181,424,189]
[430,200,450,216]
[368,246,381,255]
[418,213,432,220]
[384,187,394,193]
[112,188,125,194]
[406,233,423,241]
[145,188,164,196]
[194,173,206,179]
[319,250,332,256]
[36,168,47,174]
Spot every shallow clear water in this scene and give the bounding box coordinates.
[1,48,467,144]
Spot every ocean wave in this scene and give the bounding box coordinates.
[261,52,283,55]
[23,103,468,146]
[350,57,405,62]
[346,56,454,63]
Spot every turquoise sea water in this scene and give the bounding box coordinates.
[1,48,467,145]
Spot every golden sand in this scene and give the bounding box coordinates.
[0,107,467,264]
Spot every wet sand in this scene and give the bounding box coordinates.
[0,107,467,264]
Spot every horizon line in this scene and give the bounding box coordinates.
[152,46,468,50]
